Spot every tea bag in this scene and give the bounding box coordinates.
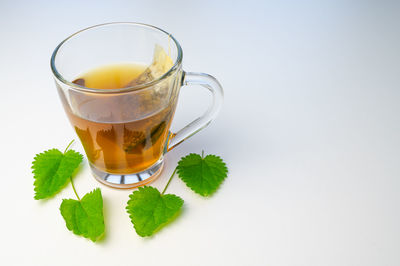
[123,120,167,154]
[121,44,173,152]
[120,44,174,151]
[125,44,174,87]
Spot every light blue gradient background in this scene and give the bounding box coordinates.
[0,0,399,265]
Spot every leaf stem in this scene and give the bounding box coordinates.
[70,177,81,201]
[161,167,177,195]
[201,150,205,159]
[64,140,75,154]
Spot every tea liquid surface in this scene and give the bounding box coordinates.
[67,64,174,174]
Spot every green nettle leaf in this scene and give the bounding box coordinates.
[33,141,228,240]
[60,188,105,242]
[177,153,228,196]
[32,149,83,200]
[126,186,183,237]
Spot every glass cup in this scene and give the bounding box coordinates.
[51,22,223,188]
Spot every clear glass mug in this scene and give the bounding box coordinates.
[51,22,223,188]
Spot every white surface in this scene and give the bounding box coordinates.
[1,0,399,265]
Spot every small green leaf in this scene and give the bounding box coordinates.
[126,186,183,237]
[33,149,83,200]
[177,153,228,196]
[60,188,105,242]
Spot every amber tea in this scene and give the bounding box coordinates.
[52,23,223,188]
[66,63,175,174]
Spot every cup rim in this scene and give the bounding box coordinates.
[50,22,183,94]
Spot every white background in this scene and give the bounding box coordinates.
[1,0,399,265]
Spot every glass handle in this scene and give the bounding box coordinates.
[167,71,224,151]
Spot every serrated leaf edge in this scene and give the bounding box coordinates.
[60,188,104,242]
[126,186,183,237]
[176,153,228,197]
[32,149,83,200]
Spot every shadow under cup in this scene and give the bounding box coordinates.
[51,23,223,189]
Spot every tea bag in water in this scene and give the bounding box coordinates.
[125,44,173,87]
[123,120,167,154]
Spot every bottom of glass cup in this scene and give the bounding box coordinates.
[90,159,164,189]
